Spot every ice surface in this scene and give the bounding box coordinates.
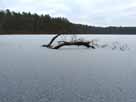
[0,35,135,102]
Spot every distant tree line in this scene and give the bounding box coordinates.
[0,9,136,34]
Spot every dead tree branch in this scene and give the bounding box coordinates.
[42,34,61,47]
[53,41,95,49]
[42,34,95,49]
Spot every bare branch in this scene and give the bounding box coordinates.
[42,34,95,49]
[42,34,61,47]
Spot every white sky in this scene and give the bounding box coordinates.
[0,0,136,26]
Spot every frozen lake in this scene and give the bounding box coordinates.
[0,35,136,102]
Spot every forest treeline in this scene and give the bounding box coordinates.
[0,9,136,34]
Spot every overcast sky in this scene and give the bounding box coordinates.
[0,0,136,26]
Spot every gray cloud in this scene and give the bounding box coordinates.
[0,0,136,26]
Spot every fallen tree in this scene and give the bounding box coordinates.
[53,41,95,49]
[42,34,95,49]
